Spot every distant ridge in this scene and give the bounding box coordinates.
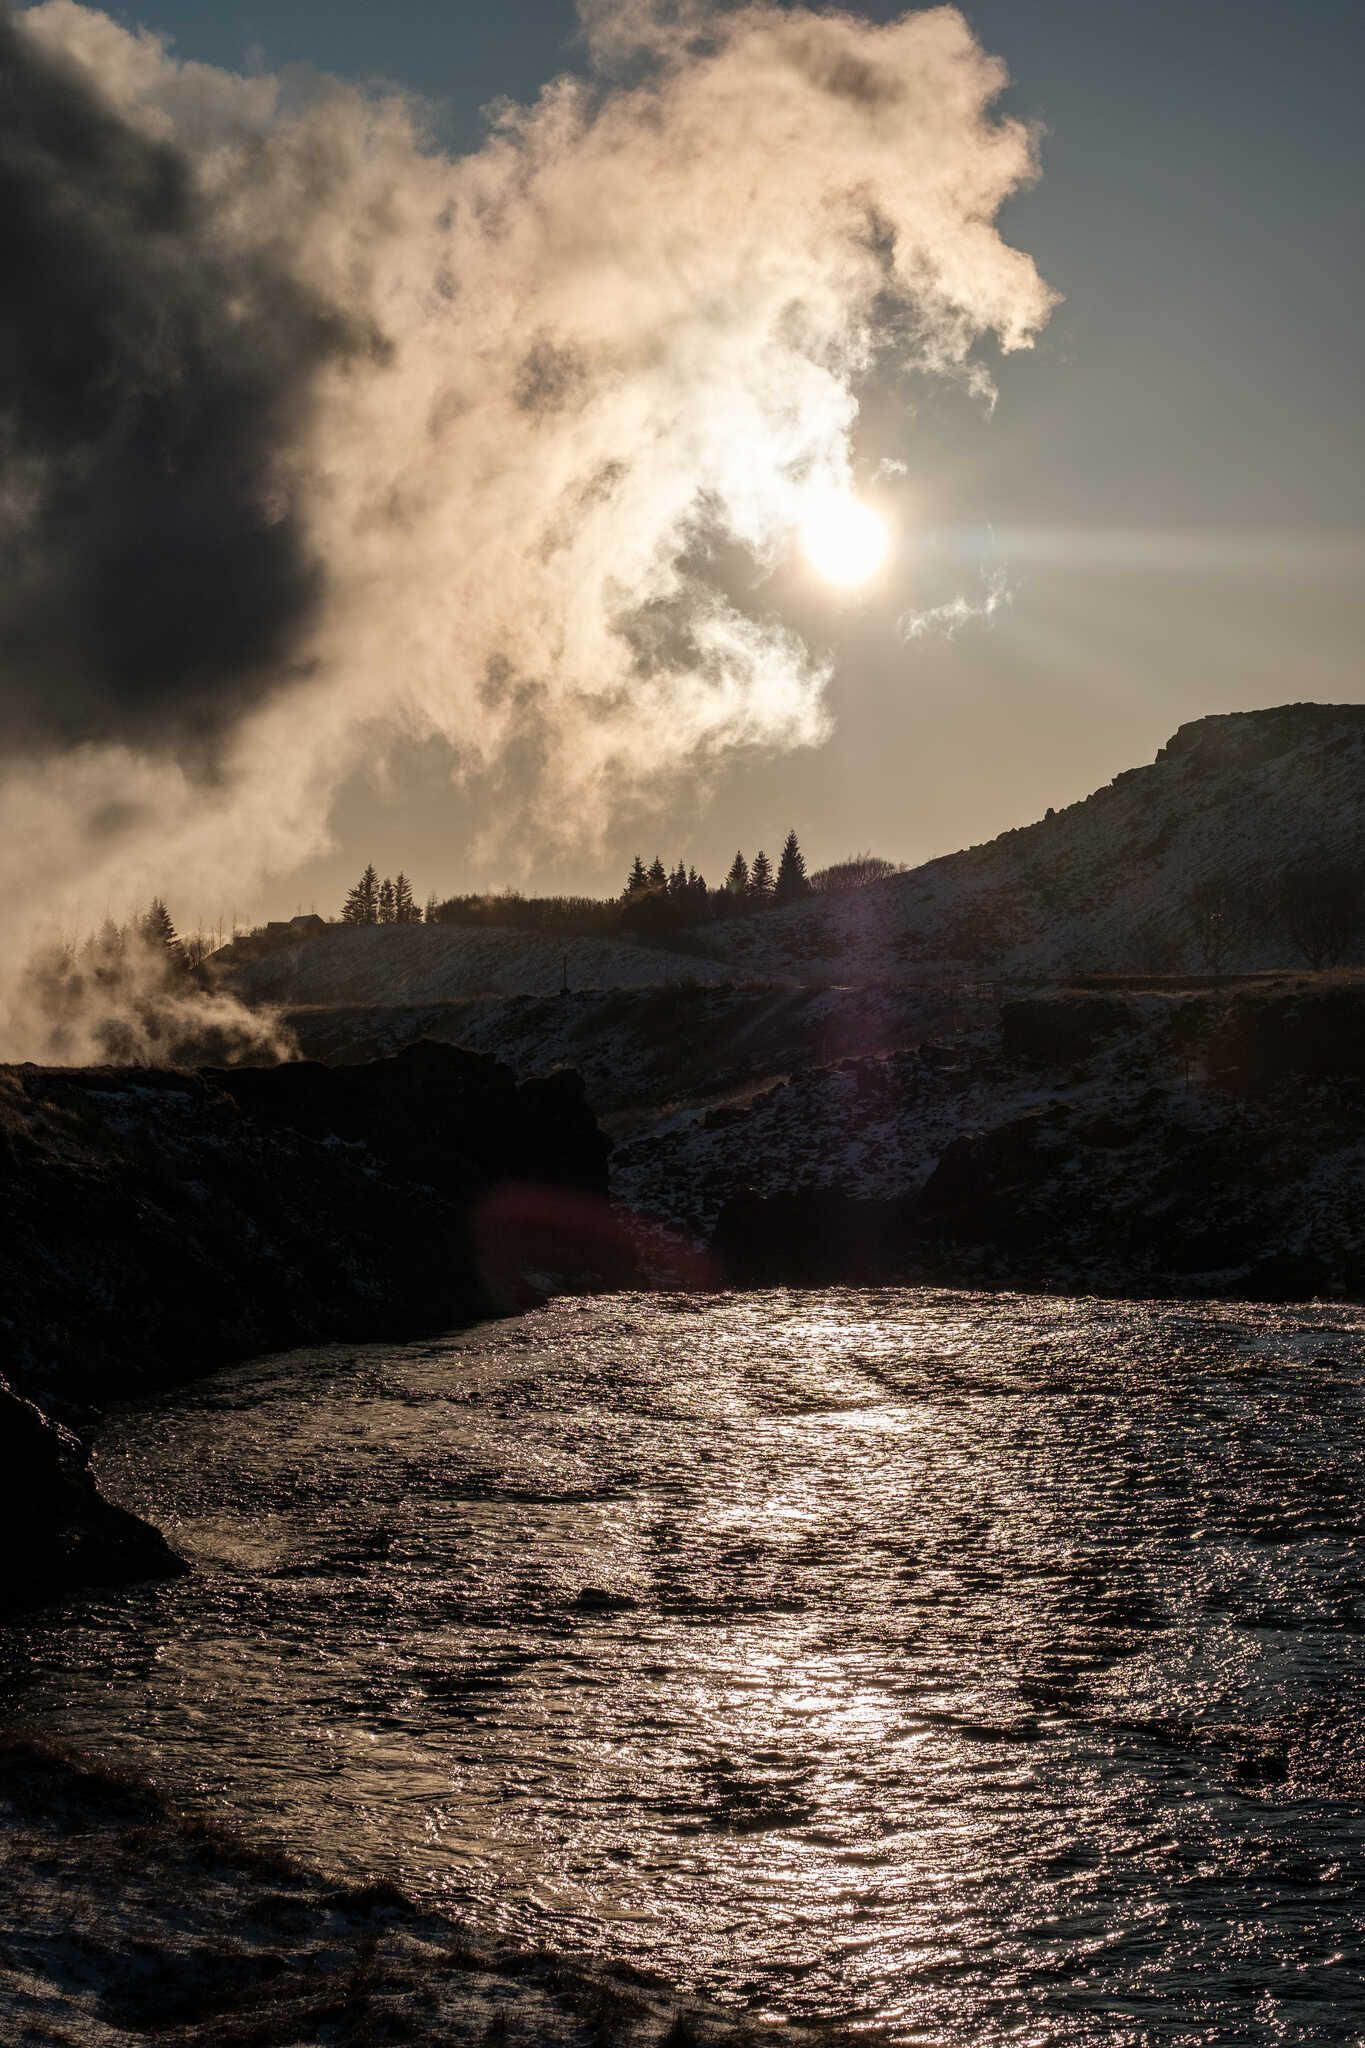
[713,702,1365,979]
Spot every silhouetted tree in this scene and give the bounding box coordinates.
[377,876,397,924]
[774,829,811,904]
[749,848,773,902]
[393,873,417,923]
[647,855,668,889]
[424,893,439,923]
[1279,858,1365,969]
[725,851,749,897]
[342,865,380,925]
[625,855,649,897]
[141,898,182,960]
[1185,873,1247,973]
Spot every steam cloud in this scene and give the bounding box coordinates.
[0,0,1052,1056]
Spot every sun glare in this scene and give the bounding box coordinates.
[798,492,889,588]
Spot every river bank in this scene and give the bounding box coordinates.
[0,1735,826,2047]
[0,1041,609,1614]
[5,980,1363,1615]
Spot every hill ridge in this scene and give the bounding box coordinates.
[713,699,1365,979]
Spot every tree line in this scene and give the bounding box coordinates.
[341,866,423,925]
[338,830,888,940]
[623,830,810,911]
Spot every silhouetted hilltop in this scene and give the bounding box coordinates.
[213,705,1365,1019]
[714,702,1365,979]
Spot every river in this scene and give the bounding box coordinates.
[7,1290,1364,2043]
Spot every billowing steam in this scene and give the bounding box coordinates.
[13,923,295,1067]
[0,0,1052,1058]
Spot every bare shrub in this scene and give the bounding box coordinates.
[1279,858,1365,970]
[809,852,905,893]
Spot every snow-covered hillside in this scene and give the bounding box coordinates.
[219,921,728,1008]
[713,703,1365,981]
[219,704,1363,1017]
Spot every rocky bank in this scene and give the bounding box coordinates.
[699,979,1365,1298]
[0,1039,609,1613]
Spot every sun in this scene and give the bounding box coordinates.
[798,491,889,588]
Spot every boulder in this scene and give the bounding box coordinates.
[0,1378,182,1614]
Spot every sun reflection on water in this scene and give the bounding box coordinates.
[8,1289,1365,2044]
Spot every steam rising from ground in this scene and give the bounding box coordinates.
[0,0,1051,1058]
[13,926,295,1067]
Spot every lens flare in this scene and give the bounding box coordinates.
[798,493,889,588]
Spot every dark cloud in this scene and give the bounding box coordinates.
[0,5,373,755]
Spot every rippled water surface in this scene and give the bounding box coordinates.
[11,1291,1365,2042]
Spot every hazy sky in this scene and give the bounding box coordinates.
[6,0,1363,929]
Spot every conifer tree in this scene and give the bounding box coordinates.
[378,877,397,924]
[393,873,416,923]
[749,848,774,900]
[775,828,811,904]
[342,864,380,925]
[141,898,182,960]
[669,860,688,897]
[725,850,749,896]
[647,855,668,888]
[625,855,649,897]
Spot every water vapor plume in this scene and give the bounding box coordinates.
[0,0,1052,1058]
[13,922,295,1068]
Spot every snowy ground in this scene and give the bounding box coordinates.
[279,981,994,1115]
[610,988,1365,1301]
[220,922,731,1009]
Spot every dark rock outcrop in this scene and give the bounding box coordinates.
[917,1106,1070,1237]
[709,982,1365,1299]
[0,1378,183,1614]
[0,1040,610,1606]
[999,993,1130,1066]
[1,1040,607,1416]
[209,1039,607,1200]
[1207,980,1365,1088]
[711,1186,914,1287]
